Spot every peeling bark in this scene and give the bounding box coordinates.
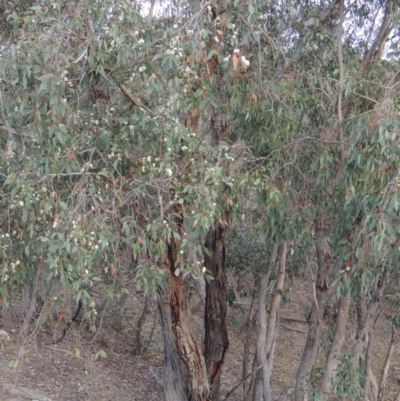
[160,205,209,401]
[203,211,230,401]
[158,281,189,401]
[167,243,209,400]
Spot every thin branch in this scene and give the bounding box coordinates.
[363,6,381,57]
[337,0,345,165]
[341,2,394,117]
[306,258,328,350]
[361,1,393,70]
[319,0,340,25]
[222,358,270,401]
[0,123,32,138]
[118,84,141,108]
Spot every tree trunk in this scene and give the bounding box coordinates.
[167,248,209,400]
[20,274,39,336]
[352,273,387,399]
[319,296,350,397]
[253,244,279,401]
[363,325,378,401]
[377,325,398,401]
[243,354,258,401]
[295,212,332,401]
[204,211,230,401]
[158,280,189,401]
[133,295,149,355]
[160,204,210,401]
[253,242,287,401]
[242,296,256,397]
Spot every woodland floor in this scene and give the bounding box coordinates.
[0,276,399,401]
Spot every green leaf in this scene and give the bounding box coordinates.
[38,73,54,82]
[97,349,107,358]
[307,17,316,26]
[207,50,218,60]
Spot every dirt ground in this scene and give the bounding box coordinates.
[1,277,399,401]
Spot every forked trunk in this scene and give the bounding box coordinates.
[253,242,287,401]
[253,244,278,401]
[204,211,230,401]
[295,212,332,401]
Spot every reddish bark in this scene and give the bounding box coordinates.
[164,207,210,401]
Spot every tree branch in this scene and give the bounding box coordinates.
[361,1,393,71]
[319,0,340,25]
[118,84,155,116]
[337,0,345,165]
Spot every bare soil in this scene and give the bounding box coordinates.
[1,277,399,401]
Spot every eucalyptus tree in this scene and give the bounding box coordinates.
[212,0,400,400]
[0,0,246,400]
[2,1,400,401]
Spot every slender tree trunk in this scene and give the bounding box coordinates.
[204,211,230,401]
[355,299,378,401]
[295,304,321,401]
[352,273,387,399]
[319,296,350,397]
[377,325,398,401]
[244,354,258,401]
[353,296,377,362]
[20,274,39,336]
[267,315,280,376]
[253,242,287,401]
[363,326,378,401]
[133,295,149,355]
[253,244,279,401]
[242,296,256,397]
[295,212,332,401]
